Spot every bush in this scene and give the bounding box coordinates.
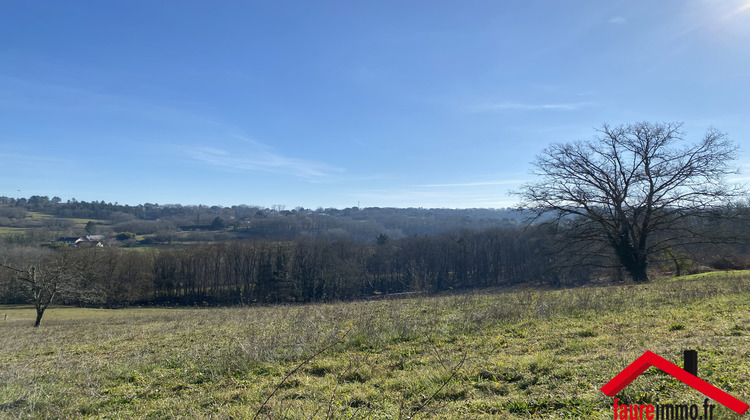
[710,256,749,270]
[116,232,137,241]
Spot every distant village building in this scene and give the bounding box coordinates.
[56,237,81,247]
[55,235,105,248]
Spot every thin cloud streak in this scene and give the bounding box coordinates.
[355,183,519,209]
[0,152,71,166]
[184,144,343,181]
[470,102,591,112]
[418,180,524,188]
[720,0,750,20]
[0,75,346,182]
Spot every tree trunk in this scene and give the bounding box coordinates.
[626,261,649,283]
[34,308,44,327]
[614,243,650,283]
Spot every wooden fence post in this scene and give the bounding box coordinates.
[684,349,698,377]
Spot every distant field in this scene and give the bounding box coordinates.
[0,212,111,234]
[1,272,749,419]
[67,218,112,228]
[24,212,54,220]
[24,212,111,228]
[0,227,29,235]
[0,213,114,239]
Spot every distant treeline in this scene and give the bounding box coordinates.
[149,228,566,304]
[3,224,747,307]
[0,196,521,242]
[0,227,582,306]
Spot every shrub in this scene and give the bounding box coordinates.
[115,232,136,241]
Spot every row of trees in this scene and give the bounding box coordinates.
[148,227,571,305]
[1,227,571,312]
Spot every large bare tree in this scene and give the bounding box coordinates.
[516,122,744,282]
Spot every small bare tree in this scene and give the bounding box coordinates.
[1,248,81,327]
[516,122,744,282]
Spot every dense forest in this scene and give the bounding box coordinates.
[1,196,749,308]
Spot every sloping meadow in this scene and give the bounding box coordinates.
[1,272,749,419]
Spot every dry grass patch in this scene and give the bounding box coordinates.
[1,272,749,418]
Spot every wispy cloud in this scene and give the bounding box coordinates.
[418,180,524,188]
[470,102,591,112]
[723,1,750,19]
[354,178,524,208]
[184,139,343,181]
[0,73,345,182]
[355,188,517,209]
[608,16,627,25]
[0,152,70,166]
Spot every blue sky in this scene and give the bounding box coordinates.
[2,1,749,209]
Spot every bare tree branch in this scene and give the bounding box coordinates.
[515,122,745,282]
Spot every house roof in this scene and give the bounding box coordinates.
[56,237,81,243]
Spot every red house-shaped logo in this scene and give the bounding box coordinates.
[601,351,748,415]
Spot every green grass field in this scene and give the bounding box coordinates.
[0,227,29,235]
[24,212,55,220]
[22,212,111,228]
[658,270,750,283]
[1,272,749,419]
[0,212,113,239]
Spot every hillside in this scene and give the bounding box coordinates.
[0,197,521,246]
[2,271,749,418]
